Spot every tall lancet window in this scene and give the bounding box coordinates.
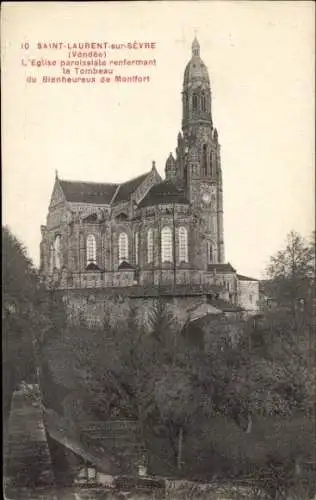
[54,235,61,269]
[208,242,214,264]
[179,227,188,263]
[118,232,128,263]
[211,152,217,177]
[135,232,139,266]
[202,144,207,176]
[184,92,189,115]
[49,244,54,272]
[209,152,213,176]
[201,92,206,112]
[161,227,173,263]
[147,228,154,263]
[86,234,97,265]
[192,93,198,111]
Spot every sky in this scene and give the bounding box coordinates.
[2,1,315,279]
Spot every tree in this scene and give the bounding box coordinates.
[2,226,39,419]
[67,299,207,471]
[266,230,315,309]
[2,227,66,420]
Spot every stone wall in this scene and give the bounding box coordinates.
[63,291,207,331]
[238,280,260,314]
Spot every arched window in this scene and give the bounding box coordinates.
[161,227,173,263]
[211,152,217,177]
[86,234,96,265]
[184,92,189,115]
[201,92,206,112]
[202,144,207,176]
[179,227,188,263]
[147,228,154,263]
[116,212,128,222]
[54,235,61,269]
[49,244,54,272]
[192,93,198,111]
[135,232,139,266]
[119,232,128,263]
[208,242,214,264]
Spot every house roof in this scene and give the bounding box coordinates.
[138,181,189,208]
[59,180,118,204]
[190,302,243,327]
[112,172,150,204]
[210,297,244,313]
[208,263,236,273]
[237,274,259,282]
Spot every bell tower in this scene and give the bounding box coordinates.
[182,37,225,264]
[182,36,213,135]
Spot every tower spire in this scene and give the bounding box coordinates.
[192,35,200,57]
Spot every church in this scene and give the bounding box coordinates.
[40,37,259,322]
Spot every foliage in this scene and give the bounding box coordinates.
[39,228,315,497]
[266,230,315,308]
[2,226,69,422]
[2,226,39,418]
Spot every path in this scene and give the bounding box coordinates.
[4,385,58,499]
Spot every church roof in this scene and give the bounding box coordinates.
[208,263,236,273]
[138,181,189,208]
[112,171,150,204]
[237,274,259,282]
[59,180,118,204]
[58,170,152,205]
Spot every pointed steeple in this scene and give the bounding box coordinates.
[192,36,200,57]
[165,152,176,181]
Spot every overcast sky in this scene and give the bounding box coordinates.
[2,1,315,279]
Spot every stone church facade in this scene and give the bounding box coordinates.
[40,38,259,320]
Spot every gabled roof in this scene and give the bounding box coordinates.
[190,301,243,327]
[208,263,236,273]
[117,261,136,270]
[237,274,259,282]
[138,181,189,208]
[59,180,118,204]
[86,262,101,271]
[112,172,150,204]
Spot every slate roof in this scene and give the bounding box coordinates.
[237,274,259,282]
[208,263,236,273]
[138,181,189,208]
[59,170,151,205]
[59,180,118,204]
[112,172,150,204]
